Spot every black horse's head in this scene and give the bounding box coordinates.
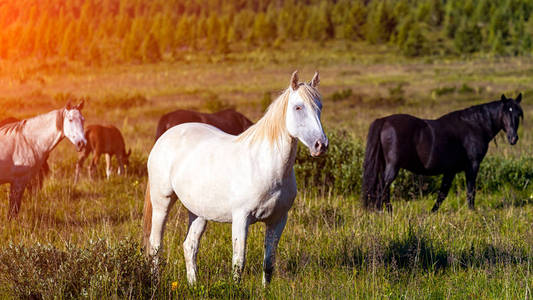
[500,93,523,145]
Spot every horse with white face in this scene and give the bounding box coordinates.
[143,71,327,285]
[0,101,86,219]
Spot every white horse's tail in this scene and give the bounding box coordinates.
[142,181,152,255]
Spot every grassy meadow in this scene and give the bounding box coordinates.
[0,43,532,298]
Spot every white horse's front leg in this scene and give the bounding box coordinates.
[232,213,251,282]
[183,213,207,284]
[263,213,287,286]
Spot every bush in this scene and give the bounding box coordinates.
[295,130,364,196]
[203,93,231,113]
[0,238,154,299]
[95,93,149,109]
[432,86,456,97]
[330,88,353,102]
[458,83,475,94]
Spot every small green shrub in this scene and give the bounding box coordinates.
[96,93,148,109]
[330,88,353,102]
[203,93,230,113]
[458,83,475,94]
[295,130,364,196]
[432,86,456,97]
[0,238,154,299]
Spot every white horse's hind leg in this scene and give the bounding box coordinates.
[148,191,176,259]
[183,212,207,284]
[262,214,287,286]
[231,213,251,282]
[8,181,27,220]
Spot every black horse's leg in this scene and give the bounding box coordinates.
[8,181,27,220]
[431,172,456,212]
[382,164,398,213]
[465,163,480,210]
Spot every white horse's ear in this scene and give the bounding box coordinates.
[290,70,299,91]
[516,93,522,103]
[309,71,320,88]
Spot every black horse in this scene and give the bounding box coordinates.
[362,94,523,212]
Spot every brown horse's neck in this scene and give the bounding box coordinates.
[22,109,64,160]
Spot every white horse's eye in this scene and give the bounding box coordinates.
[295,105,302,111]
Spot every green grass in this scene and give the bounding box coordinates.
[0,42,532,298]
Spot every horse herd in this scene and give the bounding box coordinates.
[0,71,524,285]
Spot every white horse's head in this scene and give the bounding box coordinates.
[286,71,328,157]
[63,100,87,151]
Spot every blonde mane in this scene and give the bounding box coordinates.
[237,84,321,146]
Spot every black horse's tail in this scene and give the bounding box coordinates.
[362,118,386,210]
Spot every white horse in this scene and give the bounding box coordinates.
[143,71,328,285]
[0,101,86,219]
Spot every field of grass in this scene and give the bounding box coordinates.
[0,42,532,298]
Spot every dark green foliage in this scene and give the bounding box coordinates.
[203,93,231,113]
[432,86,456,96]
[458,83,475,94]
[295,130,365,196]
[1,0,532,62]
[365,1,396,44]
[454,18,482,54]
[401,23,429,57]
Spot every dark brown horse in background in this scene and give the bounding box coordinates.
[155,108,254,140]
[75,124,131,183]
[0,117,49,192]
[362,94,523,212]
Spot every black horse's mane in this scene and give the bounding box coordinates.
[438,100,502,122]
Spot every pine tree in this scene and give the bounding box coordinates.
[141,33,162,63]
[59,22,78,59]
[343,1,367,40]
[366,1,396,44]
[304,1,333,41]
[121,17,144,61]
[175,16,189,48]
[454,18,482,54]
[402,23,429,57]
[206,14,220,50]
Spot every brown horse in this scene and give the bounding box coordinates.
[0,117,50,192]
[75,124,131,183]
[155,108,254,140]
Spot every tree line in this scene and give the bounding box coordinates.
[0,0,532,64]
